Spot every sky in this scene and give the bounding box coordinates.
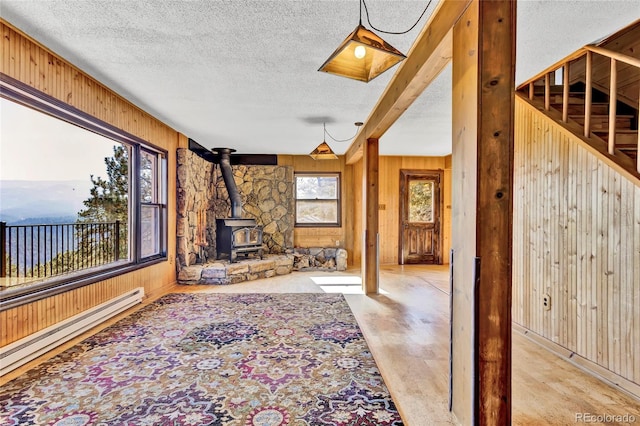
[0,97,118,182]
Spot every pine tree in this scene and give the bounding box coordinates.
[78,144,129,223]
[76,144,129,262]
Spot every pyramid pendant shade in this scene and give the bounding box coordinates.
[310,141,338,160]
[318,24,406,82]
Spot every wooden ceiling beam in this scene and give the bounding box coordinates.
[345,0,472,165]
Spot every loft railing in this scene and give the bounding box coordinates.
[0,220,122,280]
[518,45,640,174]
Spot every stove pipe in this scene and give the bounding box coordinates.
[214,148,242,218]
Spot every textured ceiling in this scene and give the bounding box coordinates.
[1,1,639,156]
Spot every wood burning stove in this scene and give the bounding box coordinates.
[214,148,264,262]
[216,218,263,262]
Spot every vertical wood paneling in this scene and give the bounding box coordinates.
[513,97,640,387]
[567,134,577,351]
[0,21,178,347]
[517,103,525,318]
[634,191,640,383]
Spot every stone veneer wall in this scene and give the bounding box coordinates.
[293,248,348,271]
[214,165,294,254]
[176,149,216,268]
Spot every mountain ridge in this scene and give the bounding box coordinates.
[0,180,92,224]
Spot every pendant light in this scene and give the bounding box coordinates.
[318,0,406,82]
[309,122,363,160]
[310,123,339,160]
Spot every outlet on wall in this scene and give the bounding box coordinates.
[542,293,551,311]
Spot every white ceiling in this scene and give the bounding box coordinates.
[1,1,638,157]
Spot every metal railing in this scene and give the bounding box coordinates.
[518,45,640,174]
[1,220,122,279]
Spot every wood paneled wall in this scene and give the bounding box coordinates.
[279,154,452,267]
[0,20,179,347]
[513,97,640,387]
[377,156,451,264]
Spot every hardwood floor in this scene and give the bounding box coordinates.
[2,265,639,425]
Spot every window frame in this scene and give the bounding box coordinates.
[0,73,167,310]
[294,172,342,228]
[137,147,167,260]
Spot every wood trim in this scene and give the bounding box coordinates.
[345,0,471,164]
[513,324,640,400]
[585,45,640,69]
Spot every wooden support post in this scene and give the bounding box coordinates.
[362,138,379,295]
[584,51,592,138]
[608,58,617,155]
[451,1,515,424]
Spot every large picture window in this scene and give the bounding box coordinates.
[0,75,167,303]
[295,172,341,227]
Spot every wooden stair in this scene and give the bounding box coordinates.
[546,87,639,164]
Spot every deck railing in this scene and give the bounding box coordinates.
[519,45,640,173]
[1,220,122,279]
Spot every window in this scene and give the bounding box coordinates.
[139,149,167,258]
[0,76,167,301]
[295,172,341,227]
[408,180,434,223]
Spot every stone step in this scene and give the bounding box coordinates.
[177,254,294,285]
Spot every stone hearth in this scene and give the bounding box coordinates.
[293,247,347,271]
[178,254,293,285]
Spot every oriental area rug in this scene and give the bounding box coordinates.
[1,293,403,425]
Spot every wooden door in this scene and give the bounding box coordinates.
[399,170,442,264]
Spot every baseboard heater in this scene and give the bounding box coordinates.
[0,287,144,377]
